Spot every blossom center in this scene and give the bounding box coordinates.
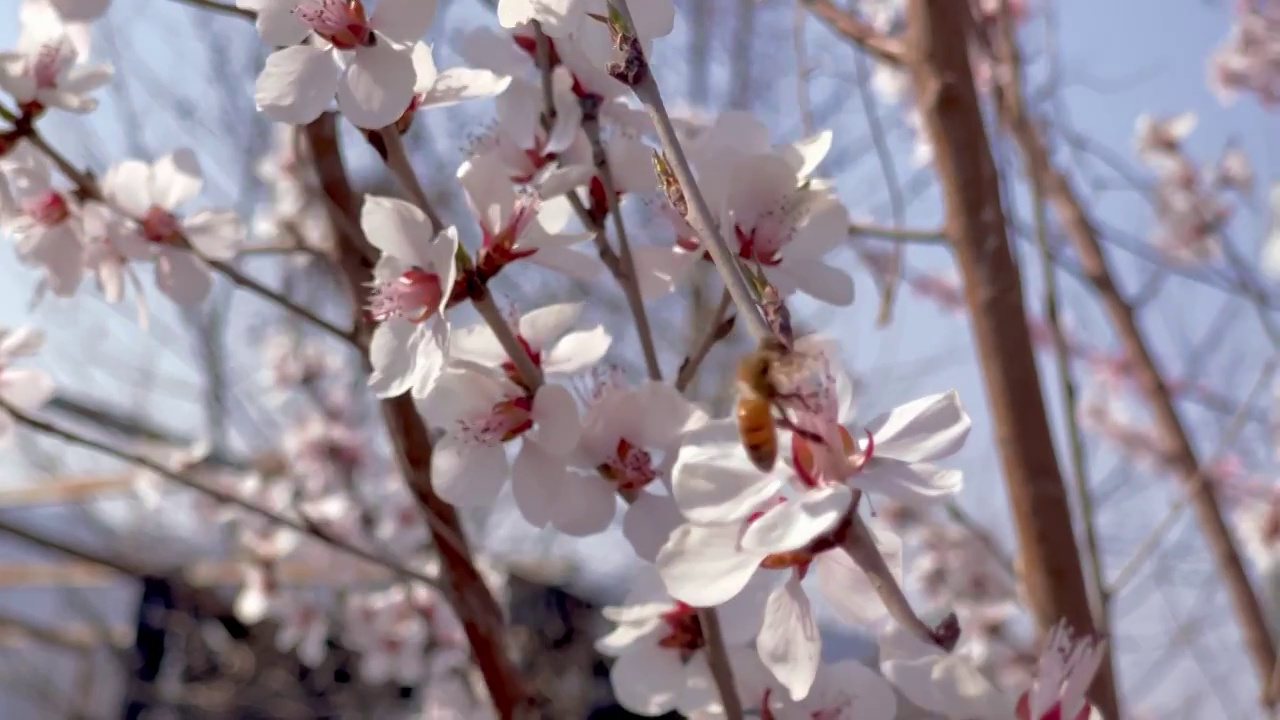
[141,205,182,244]
[293,0,373,50]
[734,224,783,266]
[457,396,534,445]
[793,426,874,487]
[23,190,69,226]
[501,335,542,389]
[367,267,445,323]
[656,602,705,661]
[758,509,852,572]
[597,437,658,491]
[31,43,64,90]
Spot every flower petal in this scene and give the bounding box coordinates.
[103,159,154,217]
[622,490,682,563]
[757,575,821,701]
[368,320,424,398]
[510,440,566,527]
[431,436,509,506]
[155,250,212,305]
[183,209,242,261]
[361,195,436,261]
[671,420,782,523]
[655,521,764,607]
[739,484,852,553]
[550,469,617,536]
[256,45,341,125]
[519,302,582,349]
[528,247,603,279]
[857,458,962,503]
[814,549,887,626]
[529,383,581,456]
[371,0,437,44]
[253,0,310,46]
[775,259,854,306]
[781,129,833,178]
[542,325,611,374]
[609,639,684,716]
[150,149,203,210]
[419,67,512,109]
[868,390,971,463]
[339,41,417,129]
[0,327,44,359]
[446,324,509,369]
[0,368,54,411]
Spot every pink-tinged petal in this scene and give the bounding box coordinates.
[0,60,36,104]
[857,458,962,502]
[535,164,595,199]
[781,129,833,178]
[447,324,509,369]
[812,661,898,720]
[371,0,437,44]
[708,111,773,155]
[431,436,509,506]
[739,484,852,553]
[0,327,44,359]
[498,0,582,36]
[623,490,682,563]
[256,45,341,125]
[550,469,617,536]
[608,136,660,194]
[631,381,699,449]
[49,0,109,22]
[494,79,544,151]
[542,325,611,374]
[633,245,699,299]
[544,70,583,154]
[511,440,566,527]
[15,226,83,298]
[717,576,772,644]
[155,250,213,305]
[757,575,821,701]
[519,302,582,349]
[527,247,602,279]
[150,149,203,210]
[368,320,421,398]
[610,640,684,715]
[360,195,436,262]
[814,549,887,625]
[419,68,512,109]
[0,368,55,411]
[655,521,765,607]
[339,41,416,129]
[868,390,971,463]
[457,153,516,235]
[249,0,311,46]
[529,383,580,455]
[726,154,795,230]
[672,420,782,523]
[103,160,155,217]
[409,42,438,94]
[776,259,855,306]
[183,210,242,261]
[784,194,849,260]
[57,62,113,95]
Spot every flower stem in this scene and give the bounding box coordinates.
[607,0,771,344]
[675,288,734,392]
[841,512,941,646]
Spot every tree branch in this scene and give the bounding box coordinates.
[799,0,906,66]
[901,1,1121,715]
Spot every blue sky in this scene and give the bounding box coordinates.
[1,0,1277,717]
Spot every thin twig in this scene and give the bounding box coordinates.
[1,401,445,591]
[676,289,734,393]
[849,222,948,244]
[610,0,770,344]
[168,0,256,19]
[376,126,445,232]
[842,513,937,643]
[799,0,906,65]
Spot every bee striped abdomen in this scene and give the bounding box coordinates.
[736,393,778,472]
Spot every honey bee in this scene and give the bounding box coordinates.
[736,337,814,472]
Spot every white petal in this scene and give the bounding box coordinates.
[630,381,700,449]
[739,484,852,553]
[420,68,513,109]
[155,250,213,305]
[150,149,203,210]
[103,159,154,217]
[529,383,580,455]
[550,469,617,536]
[812,661,898,720]
[775,259,855,306]
[256,45,341,125]
[57,62,113,96]
[542,325,611,374]
[457,153,516,234]
[408,42,439,94]
[339,41,417,129]
[368,320,424,398]
[527,247,602,279]
[633,245,699,299]
[431,436,509,506]
[0,368,55,411]
[0,327,44,358]
[623,490,682,563]
[183,210,242,261]
[785,195,850,260]
[868,390,971,463]
[447,324,509,368]
[757,576,821,701]
[813,550,887,626]
[254,0,310,46]
[410,320,450,397]
[498,0,582,36]
[782,129,833,178]
[519,302,582,349]
[371,0,437,44]
[361,195,436,261]
[672,420,782,523]
[675,654,721,716]
[610,640,684,715]
[510,441,565,527]
[857,459,963,502]
[655,521,764,607]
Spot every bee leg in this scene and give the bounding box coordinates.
[773,411,827,445]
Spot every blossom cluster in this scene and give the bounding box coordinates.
[0,0,1113,718]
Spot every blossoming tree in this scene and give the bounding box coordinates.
[1,0,1278,718]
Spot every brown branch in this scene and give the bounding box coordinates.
[901,2,1121,717]
[799,0,906,66]
[991,21,1279,711]
[304,114,532,718]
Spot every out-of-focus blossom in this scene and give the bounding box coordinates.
[1013,621,1106,720]
[880,620,1013,719]
[0,144,85,299]
[0,325,54,443]
[0,14,112,115]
